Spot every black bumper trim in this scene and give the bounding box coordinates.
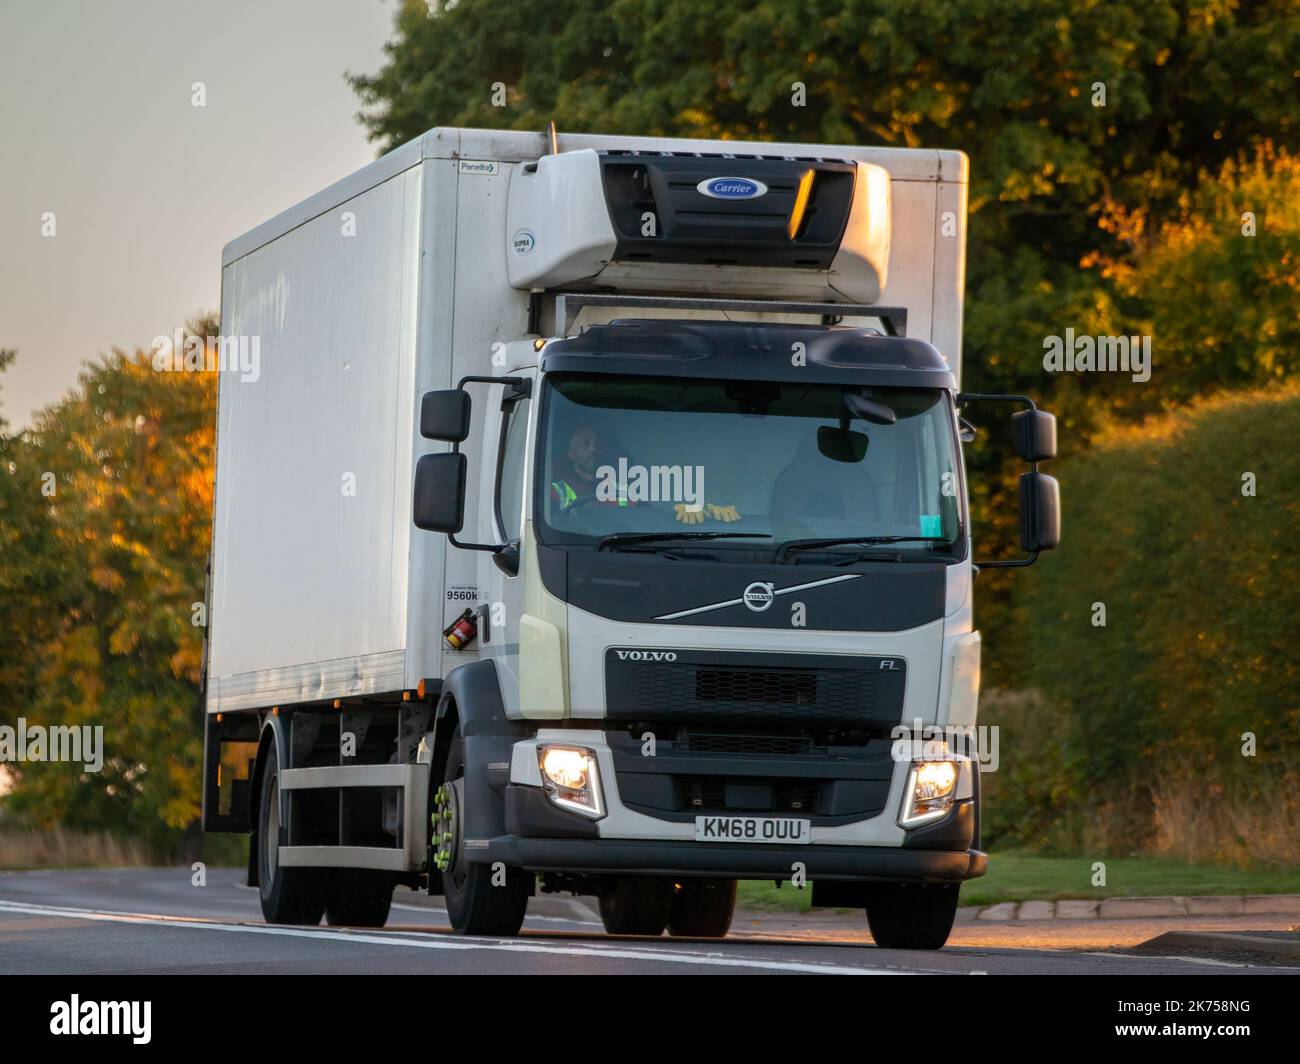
[479,836,987,883]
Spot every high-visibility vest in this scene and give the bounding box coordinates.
[551,479,578,510]
[550,478,629,510]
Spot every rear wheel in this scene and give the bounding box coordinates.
[667,878,737,937]
[256,741,326,925]
[599,877,674,936]
[435,726,530,936]
[325,870,396,928]
[864,882,959,950]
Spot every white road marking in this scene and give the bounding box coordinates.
[389,901,601,927]
[0,899,909,975]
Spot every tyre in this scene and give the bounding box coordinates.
[864,882,960,950]
[325,870,396,928]
[598,877,674,936]
[667,878,737,938]
[255,741,327,925]
[435,726,530,936]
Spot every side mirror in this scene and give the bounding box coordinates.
[420,390,471,442]
[1019,471,1060,553]
[413,453,466,532]
[1011,409,1057,462]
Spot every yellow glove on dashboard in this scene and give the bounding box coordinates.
[706,503,741,522]
[674,503,706,525]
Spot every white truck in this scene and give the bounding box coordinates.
[202,126,1059,949]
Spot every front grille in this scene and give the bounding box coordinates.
[605,650,907,726]
[695,667,817,706]
[684,731,816,757]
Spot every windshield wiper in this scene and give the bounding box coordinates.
[597,532,772,553]
[774,536,948,563]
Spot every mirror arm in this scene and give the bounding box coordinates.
[974,551,1040,571]
[449,534,506,554]
[439,375,531,554]
[956,392,1044,470]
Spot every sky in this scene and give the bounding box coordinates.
[0,0,398,428]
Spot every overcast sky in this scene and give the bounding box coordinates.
[0,0,397,428]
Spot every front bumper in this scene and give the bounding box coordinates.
[488,781,984,883]
[483,833,987,883]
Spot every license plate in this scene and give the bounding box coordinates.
[694,815,811,844]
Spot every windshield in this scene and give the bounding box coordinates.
[536,374,964,558]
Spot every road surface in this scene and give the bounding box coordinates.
[1,869,1294,975]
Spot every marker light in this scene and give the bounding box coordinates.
[538,746,604,818]
[899,759,960,828]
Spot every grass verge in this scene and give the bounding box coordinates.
[736,852,1300,912]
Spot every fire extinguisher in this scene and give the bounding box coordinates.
[443,608,478,650]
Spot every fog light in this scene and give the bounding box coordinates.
[538,746,604,819]
[899,759,959,828]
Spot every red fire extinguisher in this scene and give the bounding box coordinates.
[443,608,478,650]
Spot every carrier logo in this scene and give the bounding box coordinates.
[743,581,775,612]
[697,177,768,200]
[614,649,678,662]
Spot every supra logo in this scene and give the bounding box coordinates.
[696,176,768,200]
[614,649,678,662]
[743,581,775,612]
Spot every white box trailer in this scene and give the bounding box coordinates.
[202,126,1058,947]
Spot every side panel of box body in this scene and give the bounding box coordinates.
[208,163,425,713]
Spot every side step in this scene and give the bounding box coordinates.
[278,763,427,872]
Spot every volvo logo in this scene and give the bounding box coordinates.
[743,581,775,612]
[696,176,768,200]
[614,649,678,662]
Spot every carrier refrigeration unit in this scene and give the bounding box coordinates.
[202,126,1060,949]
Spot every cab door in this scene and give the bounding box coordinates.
[479,367,535,716]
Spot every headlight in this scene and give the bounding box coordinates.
[538,746,604,819]
[899,759,959,828]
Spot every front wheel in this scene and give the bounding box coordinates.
[435,726,530,936]
[864,882,960,950]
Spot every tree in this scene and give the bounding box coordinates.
[0,322,216,847]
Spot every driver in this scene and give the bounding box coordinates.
[549,425,628,511]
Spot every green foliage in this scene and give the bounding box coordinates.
[990,386,1300,859]
[0,323,217,849]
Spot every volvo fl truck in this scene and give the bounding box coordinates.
[202,126,1060,950]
